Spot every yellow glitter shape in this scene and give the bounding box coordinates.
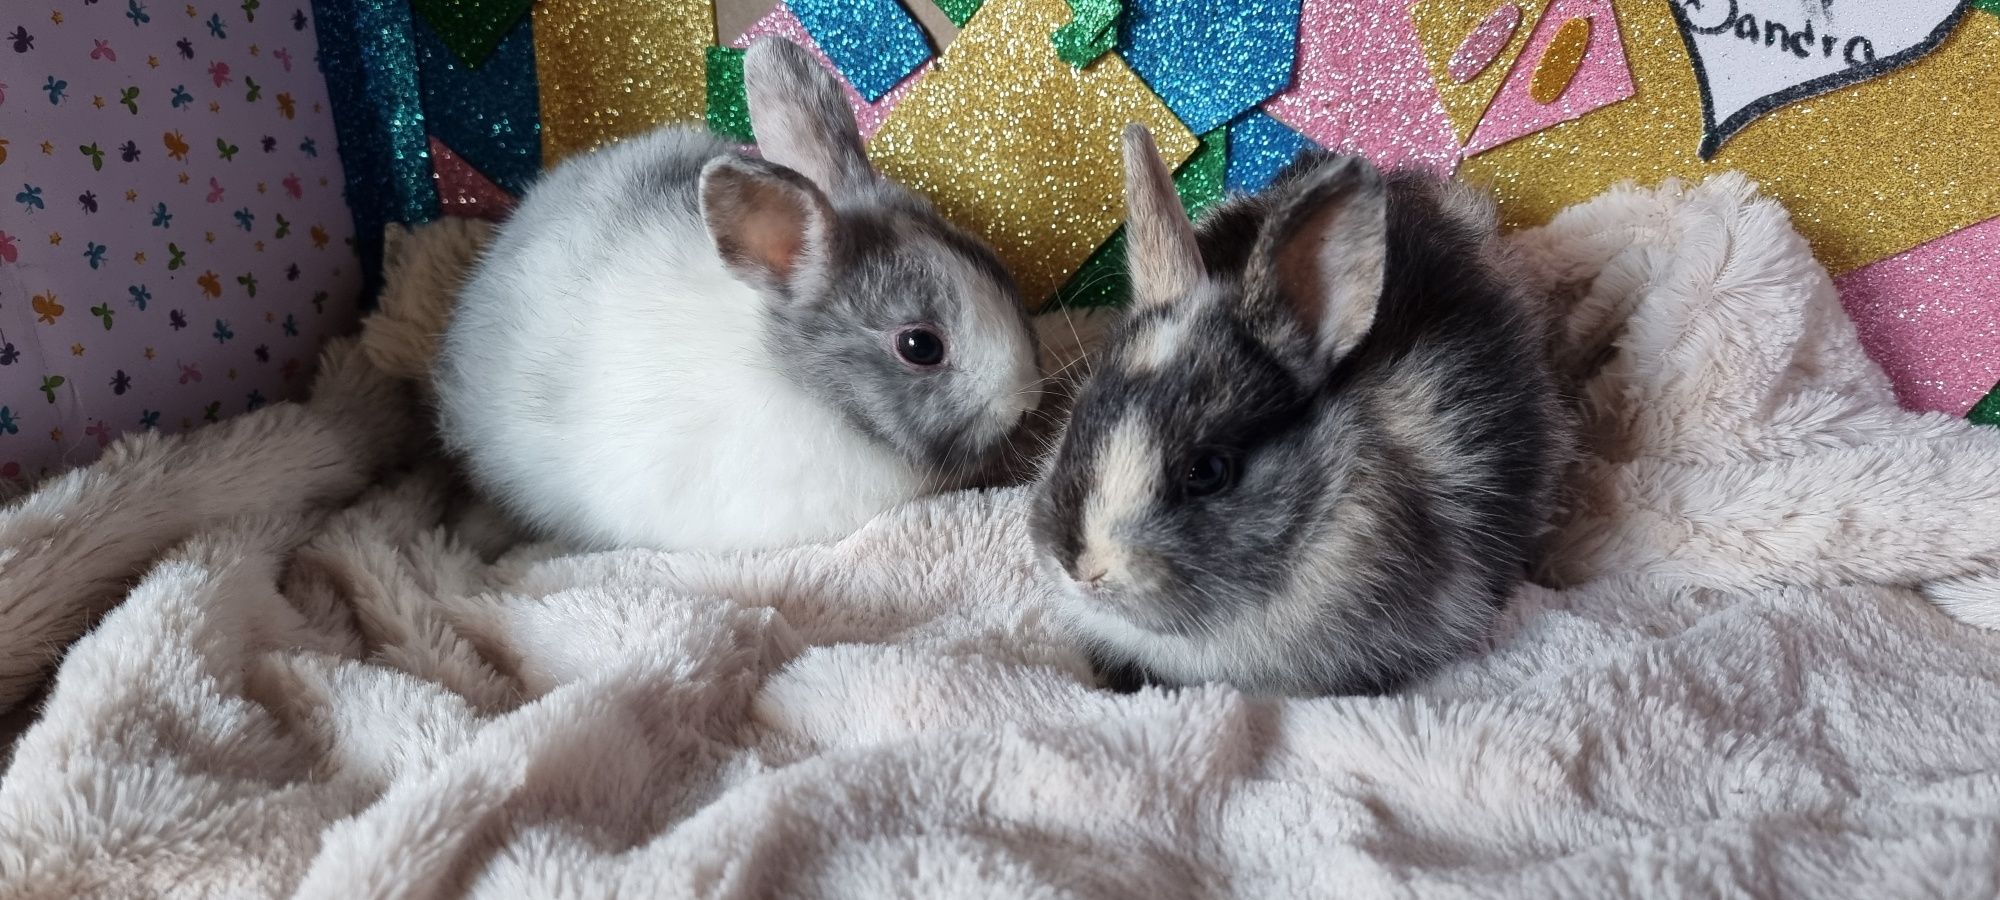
[868,0,1198,309]
[1529,16,1589,104]
[1460,4,2000,275]
[533,0,713,165]
[1411,0,1552,145]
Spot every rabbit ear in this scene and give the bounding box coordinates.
[1247,156,1387,366]
[1121,124,1202,309]
[700,155,838,295]
[742,36,873,195]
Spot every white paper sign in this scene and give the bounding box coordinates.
[1669,0,1974,158]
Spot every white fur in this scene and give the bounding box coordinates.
[436,129,926,552]
[3,174,2000,896]
[1078,417,1160,583]
[929,247,1041,426]
[1123,283,1222,374]
[1124,309,1190,372]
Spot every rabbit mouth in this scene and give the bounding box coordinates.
[1028,543,1195,637]
[1059,577,1204,638]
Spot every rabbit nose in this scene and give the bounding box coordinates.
[1072,548,1115,586]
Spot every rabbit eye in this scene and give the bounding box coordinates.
[894,326,946,368]
[1183,451,1237,497]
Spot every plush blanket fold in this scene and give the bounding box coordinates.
[2,175,1998,899]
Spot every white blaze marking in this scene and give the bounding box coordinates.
[1126,313,1188,373]
[1079,417,1159,582]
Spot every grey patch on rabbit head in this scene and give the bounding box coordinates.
[702,36,1041,487]
[760,196,1040,486]
[1031,147,1570,697]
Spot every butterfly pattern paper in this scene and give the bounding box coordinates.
[0,0,358,485]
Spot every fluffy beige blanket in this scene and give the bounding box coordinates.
[3,174,1999,899]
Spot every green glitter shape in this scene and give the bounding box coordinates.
[705,46,755,144]
[932,0,985,27]
[1052,0,1122,69]
[1049,127,1228,310]
[1053,230,1132,311]
[1176,127,1230,220]
[1977,0,2000,17]
[1969,380,2000,427]
[408,0,534,69]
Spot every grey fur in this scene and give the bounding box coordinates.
[744,37,874,195]
[1120,124,1203,307]
[726,37,1039,483]
[1030,131,1571,697]
[761,191,1039,481]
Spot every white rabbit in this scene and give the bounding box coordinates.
[435,37,1041,552]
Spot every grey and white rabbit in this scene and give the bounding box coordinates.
[435,37,1040,552]
[1029,125,1569,697]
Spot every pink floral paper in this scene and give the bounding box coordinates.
[0,0,359,486]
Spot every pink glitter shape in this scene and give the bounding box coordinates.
[1461,0,1632,156]
[1448,3,1521,84]
[1833,215,2000,416]
[429,136,516,221]
[732,3,929,141]
[1260,0,1459,175]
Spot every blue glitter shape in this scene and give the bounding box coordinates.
[310,0,440,302]
[1225,109,1314,194]
[1119,0,1303,135]
[788,0,932,103]
[414,13,541,196]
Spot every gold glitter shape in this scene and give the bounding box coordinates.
[867,0,1198,309]
[1412,0,1552,144]
[1528,16,1589,105]
[1459,4,2000,275]
[533,0,713,165]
